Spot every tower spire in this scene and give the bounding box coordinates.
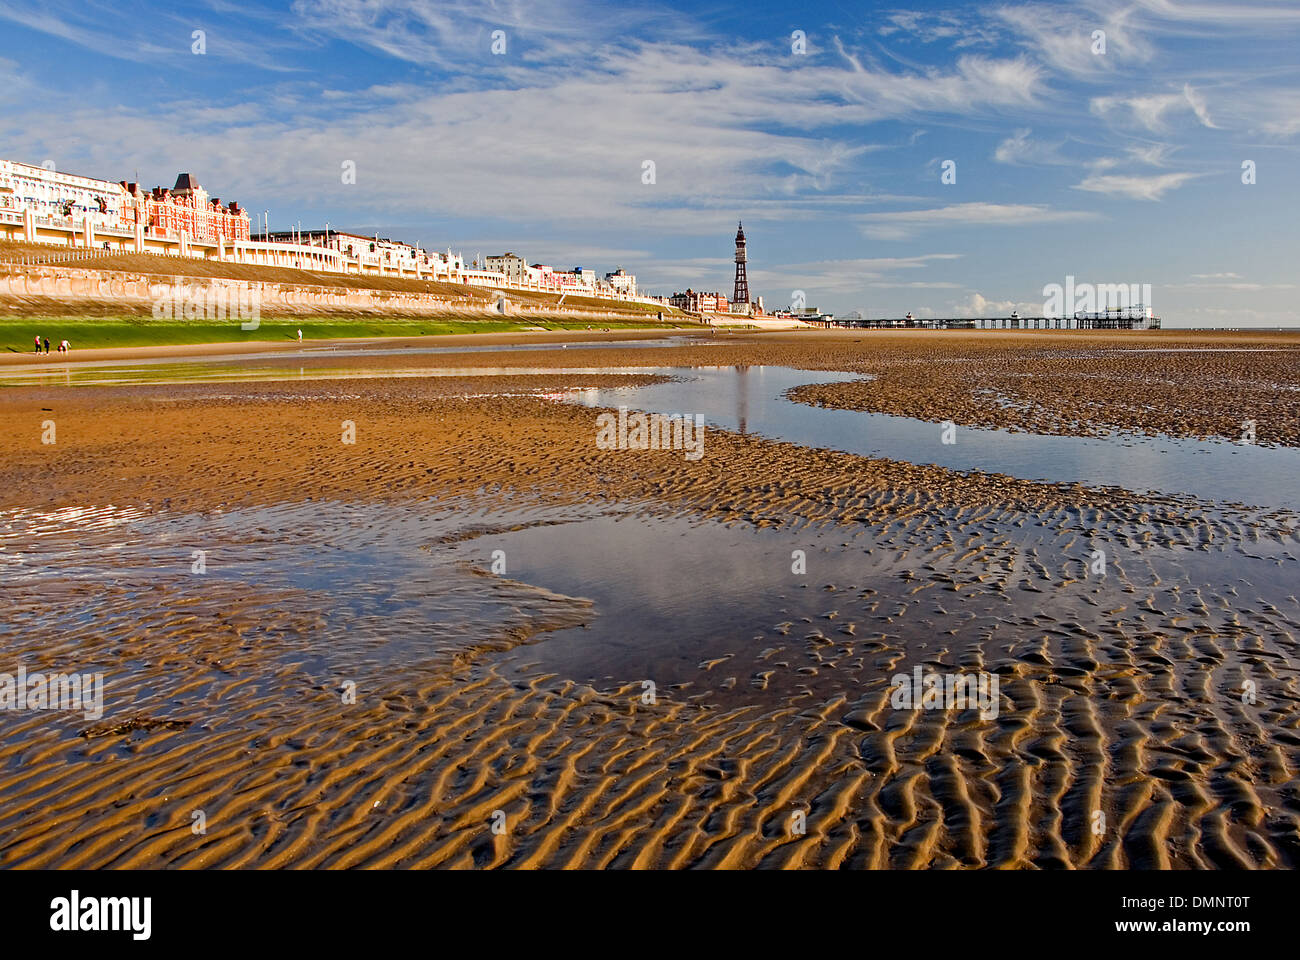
[732,221,749,305]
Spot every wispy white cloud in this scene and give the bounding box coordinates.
[288,0,616,68]
[875,10,1004,49]
[1123,142,1175,166]
[858,202,1099,239]
[2,0,1297,324]
[993,128,1072,165]
[947,291,1029,316]
[1091,83,1216,131]
[1180,83,1216,127]
[1127,0,1300,27]
[0,0,302,69]
[0,13,1055,232]
[1167,281,1296,290]
[647,253,966,301]
[995,2,1154,78]
[753,254,965,296]
[1072,170,1199,200]
[1226,88,1300,138]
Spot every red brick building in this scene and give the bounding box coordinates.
[669,288,730,313]
[119,173,250,242]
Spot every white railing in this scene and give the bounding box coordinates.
[0,241,669,308]
[0,248,125,266]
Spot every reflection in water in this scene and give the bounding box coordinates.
[4,471,1297,869]
[4,350,1296,508]
[0,334,717,384]
[564,366,1300,509]
[0,363,671,388]
[736,365,748,435]
[6,498,1295,710]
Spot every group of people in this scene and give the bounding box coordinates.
[33,335,70,355]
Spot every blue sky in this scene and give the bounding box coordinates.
[1,0,1297,325]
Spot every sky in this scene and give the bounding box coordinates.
[1,0,1297,325]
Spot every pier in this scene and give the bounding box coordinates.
[808,308,1160,331]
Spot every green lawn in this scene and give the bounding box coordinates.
[0,315,696,352]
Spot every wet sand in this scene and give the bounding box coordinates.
[1,330,1297,868]
[12,327,1291,442]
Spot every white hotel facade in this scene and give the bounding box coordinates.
[483,254,639,299]
[1,157,654,302]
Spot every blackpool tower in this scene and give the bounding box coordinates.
[732,221,749,305]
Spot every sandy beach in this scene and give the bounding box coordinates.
[1,328,1297,868]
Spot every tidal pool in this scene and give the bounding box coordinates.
[3,350,1295,507]
[563,366,1300,509]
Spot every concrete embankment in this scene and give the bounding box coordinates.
[0,262,674,323]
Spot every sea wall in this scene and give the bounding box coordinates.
[0,263,666,322]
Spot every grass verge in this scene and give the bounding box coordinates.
[0,315,697,351]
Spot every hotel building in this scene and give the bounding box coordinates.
[604,268,637,297]
[1,160,249,257]
[669,289,730,314]
[252,229,467,280]
[0,155,659,303]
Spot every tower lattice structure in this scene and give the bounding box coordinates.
[732,221,749,305]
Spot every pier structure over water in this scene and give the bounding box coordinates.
[812,307,1160,331]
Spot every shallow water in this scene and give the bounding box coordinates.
[7,497,1294,699]
[4,490,1298,869]
[0,334,717,385]
[0,362,673,387]
[0,500,597,680]
[6,496,1296,714]
[563,366,1300,509]
[3,352,1296,507]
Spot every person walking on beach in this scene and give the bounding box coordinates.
[43,337,50,355]
[34,335,41,354]
[59,339,70,354]
[297,328,303,343]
